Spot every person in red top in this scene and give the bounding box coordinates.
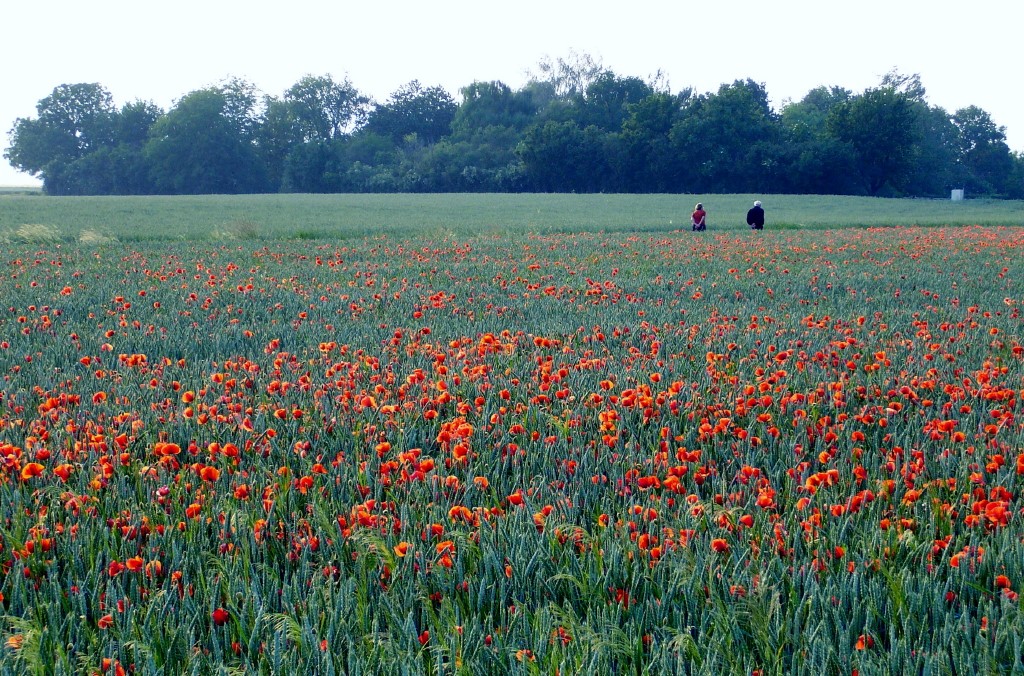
[691,203,706,231]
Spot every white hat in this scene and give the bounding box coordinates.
[754,200,761,207]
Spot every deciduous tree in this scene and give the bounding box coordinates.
[953,105,1014,195]
[285,74,369,142]
[517,120,614,192]
[451,81,537,137]
[365,81,457,145]
[618,92,688,191]
[828,87,918,195]
[4,83,116,191]
[670,79,780,192]
[145,88,265,194]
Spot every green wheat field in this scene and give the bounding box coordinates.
[0,193,1022,674]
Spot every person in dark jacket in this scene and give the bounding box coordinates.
[746,200,765,230]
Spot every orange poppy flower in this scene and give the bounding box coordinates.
[199,466,220,482]
[20,463,45,481]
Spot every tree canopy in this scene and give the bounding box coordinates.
[145,87,265,194]
[6,61,1023,198]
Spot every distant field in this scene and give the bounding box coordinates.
[0,193,1022,241]
[0,186,41,196]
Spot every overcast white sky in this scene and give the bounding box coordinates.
[2,0,1019,187]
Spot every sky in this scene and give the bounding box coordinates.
[2,0,1020,187]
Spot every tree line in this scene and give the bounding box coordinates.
[6,55,1023,197]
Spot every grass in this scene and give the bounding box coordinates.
[0,193,1021,241]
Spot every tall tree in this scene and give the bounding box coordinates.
[527,50,605,99]
[952,105,1014,195]
[776,86,857,194]
[364,81,457,145]
[880,69,927,103]
[670,79,780,192]
[905,103,958,197]
[5,83,116,191]
[285,74,369,142]
[219,77,264,141]
[145,88,265,194]
[517,120,614,192]
[619,92,688,192]
[576,71,654,132]
[780,86,852,142]
[875,72,958,196]
[438,81,539,192]
[827,87,918,195]
[115,100,163,148]
[1006,152,1024,199]
[78,100,164,195]
[255,97,306,191]
[451,81,538,137]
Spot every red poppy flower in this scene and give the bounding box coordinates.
[212,608,230,626]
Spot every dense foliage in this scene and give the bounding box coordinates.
[0,223,1022,674]
[5,58,1024,197]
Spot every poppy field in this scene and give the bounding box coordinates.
[1,218,1023,674]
